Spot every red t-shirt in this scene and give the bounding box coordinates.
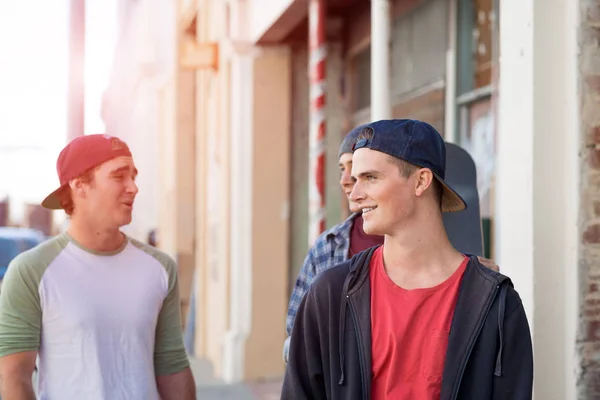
[370,247,467,399]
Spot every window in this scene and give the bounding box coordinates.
[352,47,371,112]
[391,0,448,98]
[457,0,497,96]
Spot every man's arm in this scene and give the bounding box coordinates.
[154,259,195,400]
[492,297,533,400]
[156,367,196,400]
[0,257,43,400]
[0,351,37,400]
[281,287,326,400]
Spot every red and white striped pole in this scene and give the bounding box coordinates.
[308,0,327,245]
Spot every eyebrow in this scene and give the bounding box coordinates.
[352,169,382,179]
[110,166,138,176]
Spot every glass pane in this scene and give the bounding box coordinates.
[391,0,448,97]
[354,47,371,111]
[473,0,493,89]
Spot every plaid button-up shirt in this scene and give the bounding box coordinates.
[285,214,358,336]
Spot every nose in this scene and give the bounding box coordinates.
[349,180,365,203]
[340,169,353,187]
[126,178,139,195]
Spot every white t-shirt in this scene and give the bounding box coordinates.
[0,232,189,399]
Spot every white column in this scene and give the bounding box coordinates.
[495,0,579,398]
[370,0,391,120]
[222,47,254,383]
[443,0,457,143]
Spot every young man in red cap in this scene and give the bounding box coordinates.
[282,120,533,399]
[0,134,196,399]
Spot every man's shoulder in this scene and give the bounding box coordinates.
[466,257,523,313]
[128,238,177,274]
[6,234,69,278]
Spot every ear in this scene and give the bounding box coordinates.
[414,168,434,197]
[69,178,88,200]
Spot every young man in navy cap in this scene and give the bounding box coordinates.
[283,124,500,364]
[0,134,196,399]
[282,120,533,399]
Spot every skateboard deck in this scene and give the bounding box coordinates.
[443,142,484,257]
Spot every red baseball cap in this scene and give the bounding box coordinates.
[41,134,133,210]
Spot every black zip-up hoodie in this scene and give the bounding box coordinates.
[281,247,533,400]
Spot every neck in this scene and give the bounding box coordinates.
[67,216,125,253]
[382,208,462,272]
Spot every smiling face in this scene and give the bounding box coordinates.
[349,148,437,236]
[71,156,139,229]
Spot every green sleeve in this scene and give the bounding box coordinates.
[0,254,44,357]
[153,256,190,376]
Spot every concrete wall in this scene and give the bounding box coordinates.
[191,0,230,376]
[496,0,579,398]
[103,0,177,244]
[245,48,291,379]
[188,0,292,382]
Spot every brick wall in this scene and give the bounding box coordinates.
[578,0,600,397]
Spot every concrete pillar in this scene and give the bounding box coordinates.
[246,46,291,381]
[370,0,391,120]
[158,5,196,324]
[191,0,228,375]
[223,45,291,383]
[223,44,254,383]
[444,0,458,143]
[192,0,212,362]
[495,0,579,398]
[174,67,197,323]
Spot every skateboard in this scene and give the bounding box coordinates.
[443,142,484,257]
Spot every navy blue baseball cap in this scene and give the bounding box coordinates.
[352,119,467,212]
[338,124,369,159]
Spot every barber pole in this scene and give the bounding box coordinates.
[308,0,327,245]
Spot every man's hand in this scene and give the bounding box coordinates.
[283,336,291,364]
[477,256,499,272]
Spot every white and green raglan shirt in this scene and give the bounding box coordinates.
[0,232,190,400]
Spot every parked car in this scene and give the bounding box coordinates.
[0,227,47,280]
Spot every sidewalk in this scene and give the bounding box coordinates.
[191,357,282,400]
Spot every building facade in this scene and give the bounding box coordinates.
[102,0,598,397]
